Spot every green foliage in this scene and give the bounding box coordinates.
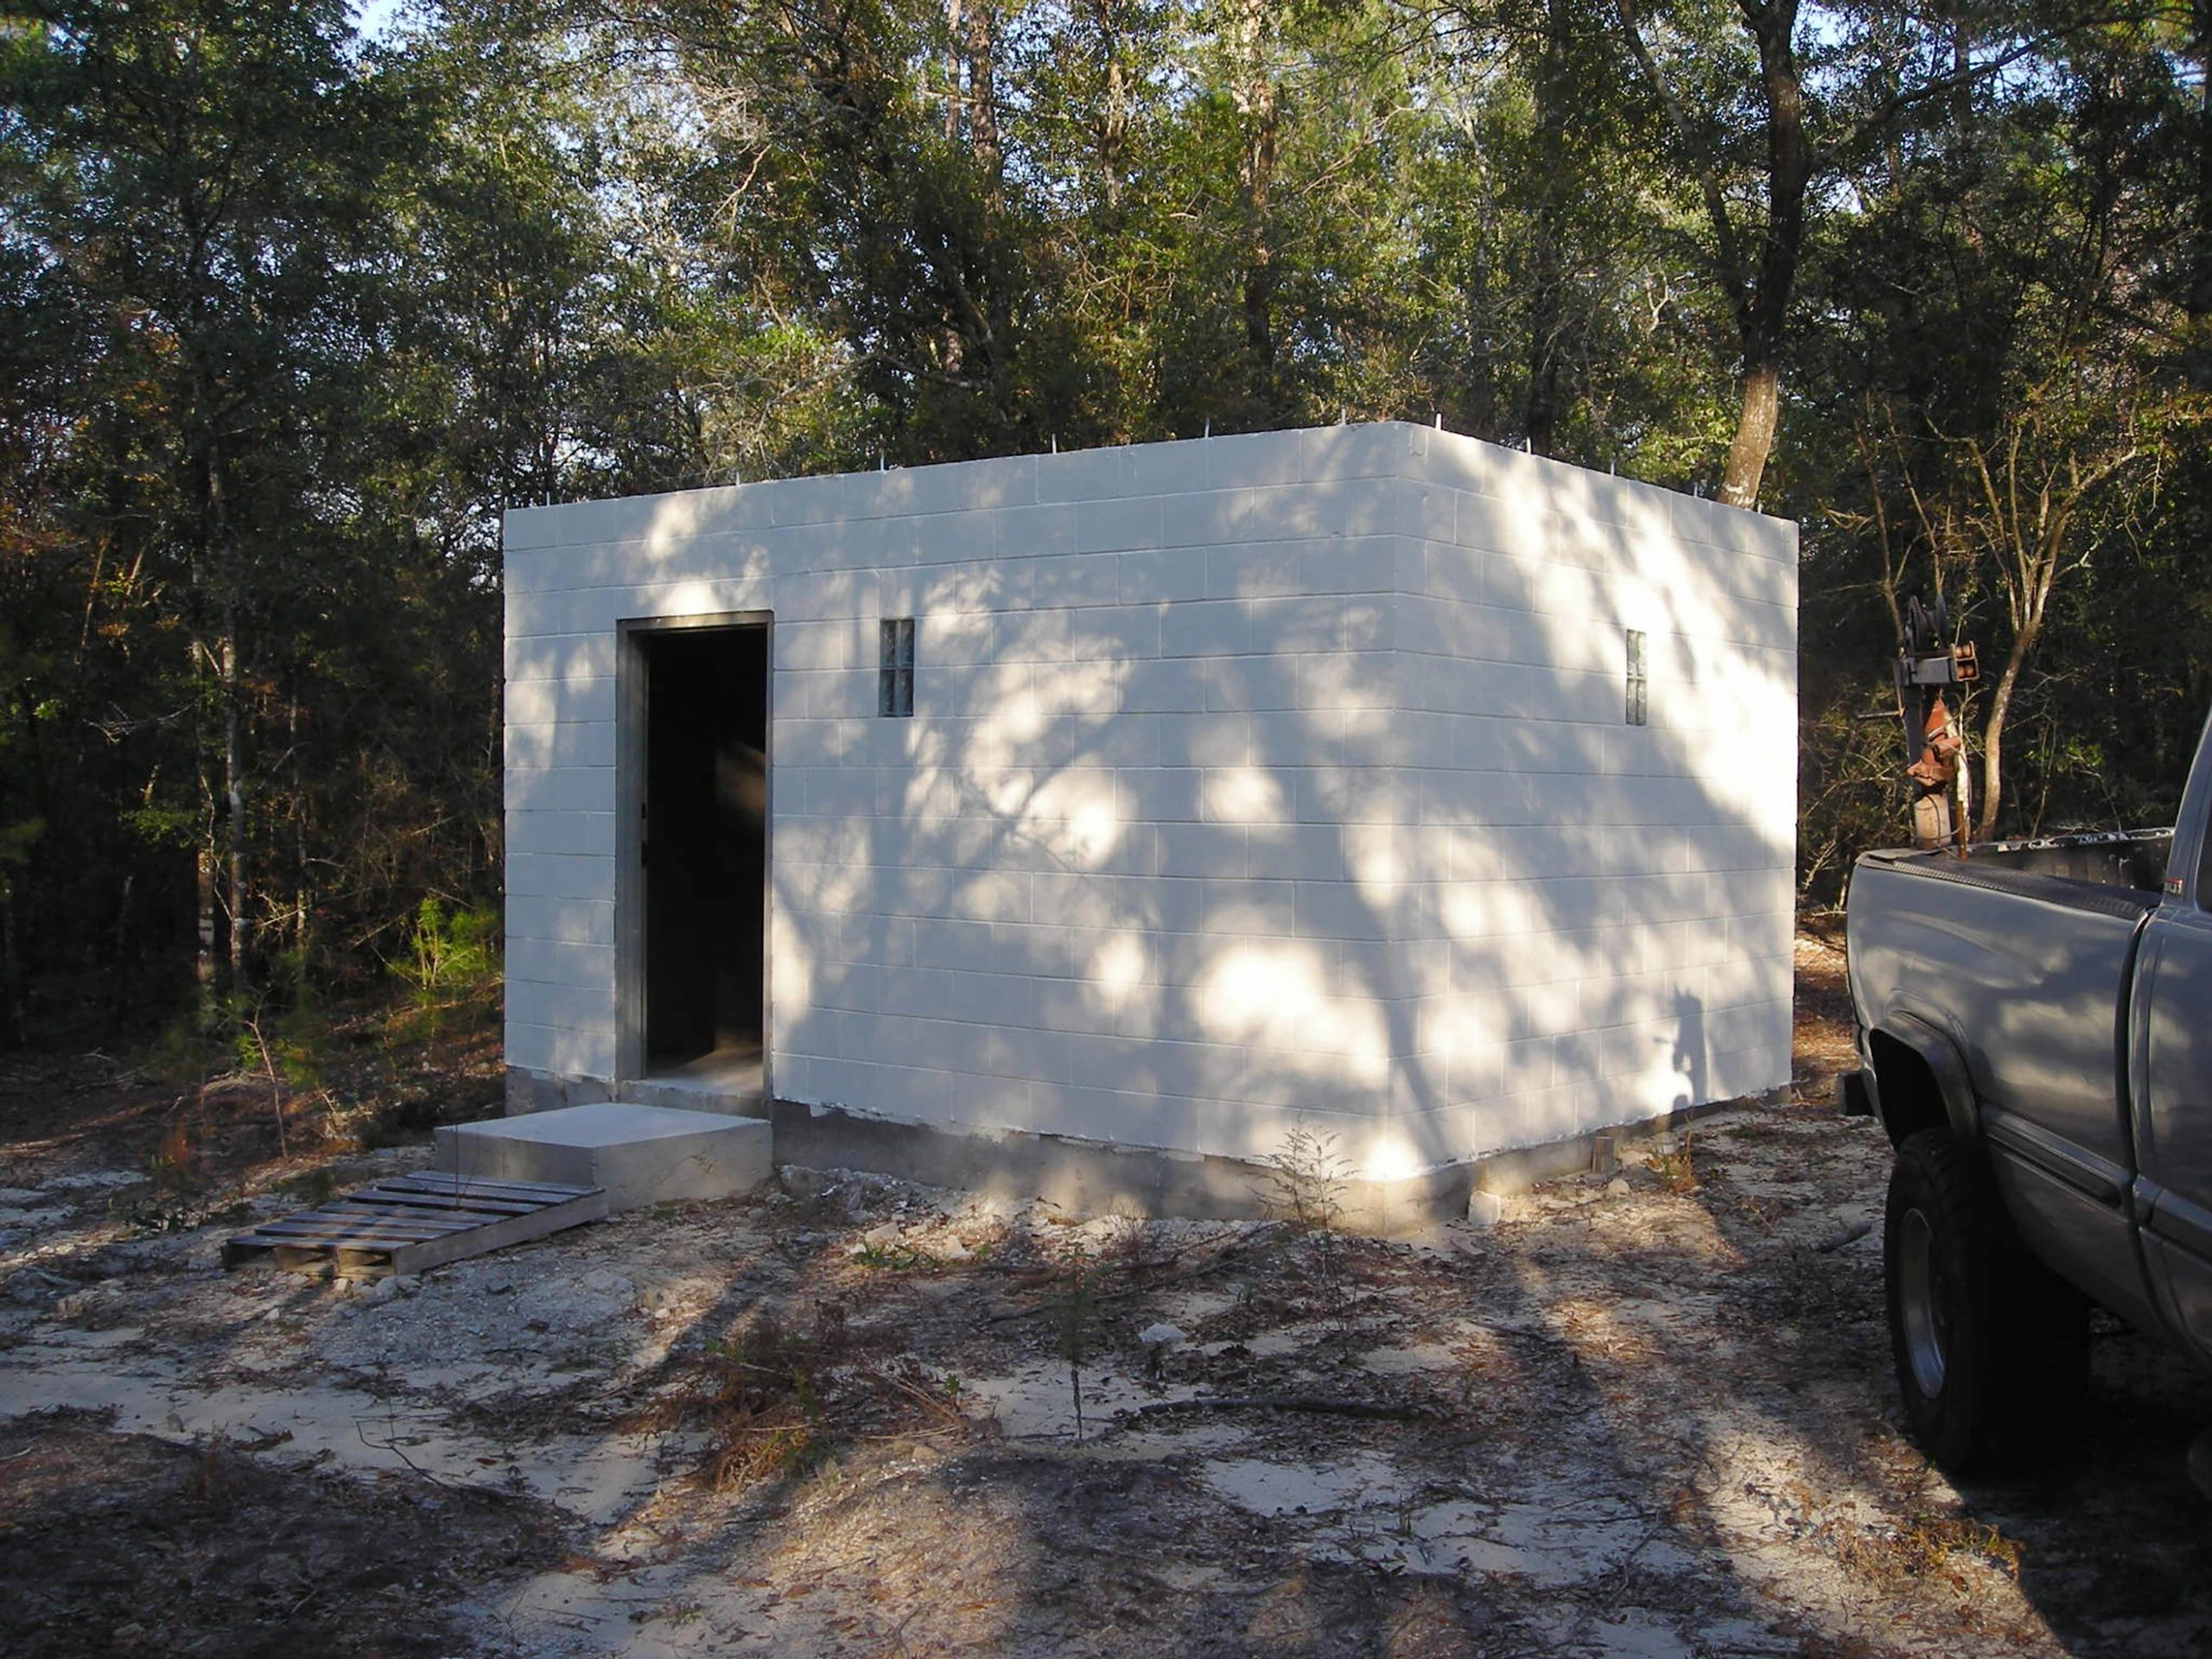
[387,896,499,1052]
[1,0,2208,1044]
[848,1240,939,1272]
[1046,1257,1101,1443]
[395,897,501,1007]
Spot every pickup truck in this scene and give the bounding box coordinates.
[1845,713,2212,1478]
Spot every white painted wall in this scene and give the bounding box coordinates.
[503,422,1797,1180]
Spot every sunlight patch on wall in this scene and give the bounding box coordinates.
[1202,943,1386,1065]
[1090,931,1149,996]
[1345,823,1397,895]
[1203,766,1287,826]
[1355,1132,1427,1184]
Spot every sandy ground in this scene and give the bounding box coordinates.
[4,937,2211,1657]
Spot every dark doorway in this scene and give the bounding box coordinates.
[641,626,768,1071]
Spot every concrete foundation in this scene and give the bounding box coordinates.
[758,1094,1755,1233]
[437,1102,772,1211]
[498,1065,1779,1231]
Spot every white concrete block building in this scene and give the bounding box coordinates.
[501,421,1797,1213]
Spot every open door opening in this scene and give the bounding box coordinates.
[641,625,768,1076]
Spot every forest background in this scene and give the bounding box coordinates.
[0,0,2206,1053]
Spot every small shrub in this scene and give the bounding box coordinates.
[146,1006,222,1090]
[397,895,500,999]
[390,896,501,1045]
[849,1240,936,1272]
[1047,1259,1099,1443]
[190,1432,242,1516]
[1102,1201,1156,1271]
[1261,1122,1353,1320]
[148,1113,205,1192]
[1650,1135,1699,1194]
[1262,1122,1350,1236]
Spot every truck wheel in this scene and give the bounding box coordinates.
[1885,1127,2088,1475]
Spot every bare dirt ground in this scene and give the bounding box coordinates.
[4,940,2211,1658]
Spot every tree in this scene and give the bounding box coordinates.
[2,0,411,999]
[1798,8,2209,849]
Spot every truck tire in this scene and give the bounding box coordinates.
[1885,1126,2088,1475]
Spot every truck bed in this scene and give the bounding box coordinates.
[1854,826,2171,919]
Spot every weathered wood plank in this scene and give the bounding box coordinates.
[385,1187,611,1274]
[301,1198,486,1223]
[265,1210,484,1237]
[343,1185,538,1217]
[244,1208,469,1236]
[242,1211,467,1238]
[331,1247,402,1275]
[390,1170,601,1200]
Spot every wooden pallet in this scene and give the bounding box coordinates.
[223,1170,609,1278]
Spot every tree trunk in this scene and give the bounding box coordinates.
[1229,0,1278,378]
[196,830,218,1014]
[0,874,21,1049]
[2190,0,2212,386]
[222,620,247,983]
[194,639,219,1015]
[944,0,965,141]
[1096,0,1127,210]
[290,696,308,961]
[1614,0,1807,508]
[1523,0,1571,456]
[1977,614,2039,841]
[110,868,135,1026]
[960,0,1001,181]
[1717,0,1808,511]
[1719,361,1782,509]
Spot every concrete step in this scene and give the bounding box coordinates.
[435,1103,772,1212]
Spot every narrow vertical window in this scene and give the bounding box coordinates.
[879,617,915,717]
[1625,629,1648,726]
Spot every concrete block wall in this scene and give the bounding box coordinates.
[502,422,1796,1183]
[1385,432,1798,1172]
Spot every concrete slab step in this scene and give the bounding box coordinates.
[435,1103,772,1212]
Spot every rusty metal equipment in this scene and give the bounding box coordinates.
[1892,595,1978,854]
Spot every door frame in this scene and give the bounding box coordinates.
[614,611,775,1090]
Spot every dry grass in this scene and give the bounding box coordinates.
[1818,1503,2024,1591]
[1650,1134,1700,1194]
[673,1303,973,1494]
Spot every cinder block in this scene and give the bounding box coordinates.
[1081,499,1166,556]
[503,719,616,770]
[1031,551,1124,607]
[435,1103,772,1211]
[995,503,1077,559]
[505,850,615,902]
[505,937,614,990]
[1118,547,1203,603]
[506,767,614,814]
[504,507,563,552]
[1162,599,1249,658]
[505,810,616,857]
[1124,438,1213,496]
